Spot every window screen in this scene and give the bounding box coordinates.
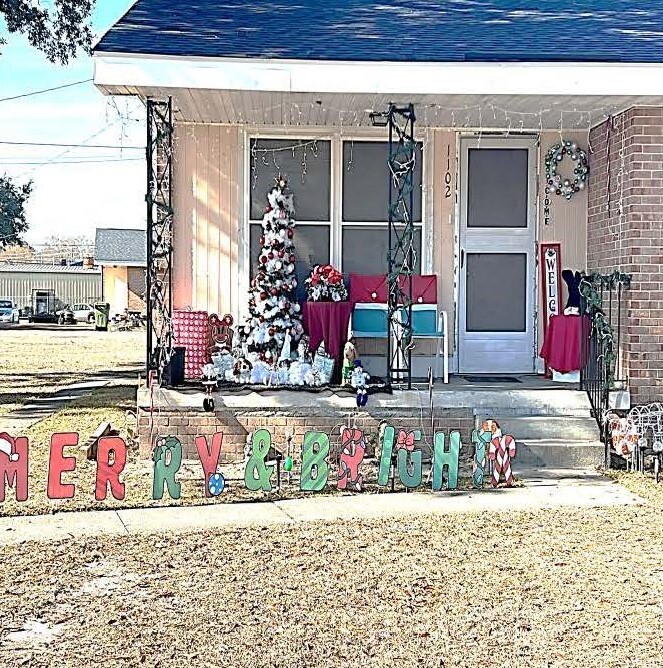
[342,141,423,222]
[465,252,527,332]
[342,226,422,276]
[250,223,330,303]
[467,149,528,228]
[250,139,331,221]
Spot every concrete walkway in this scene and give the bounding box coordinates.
[0,468,643,546]
[0,377,133,435]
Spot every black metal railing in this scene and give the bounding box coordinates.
[580,271,631,464]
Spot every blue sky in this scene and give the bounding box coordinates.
[0,1,144,246]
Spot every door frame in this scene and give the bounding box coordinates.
[457,135,539,374]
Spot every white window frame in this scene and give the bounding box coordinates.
[240,127,430,298]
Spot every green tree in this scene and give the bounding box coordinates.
[0,176,32,248]
[0,0,95,64]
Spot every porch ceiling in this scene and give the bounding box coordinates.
[99,85,661,129]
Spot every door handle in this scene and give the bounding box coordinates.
[460,248,465,269]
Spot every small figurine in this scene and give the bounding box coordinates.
[304,367,323,387]
[249,359,271,384]
[277,358,291,384]
[201,364,218,412]
[211,348,234,379]
[342,341,357,386]
[297,335,312,364]
[351,359,370,407]
[233,358,253,384]
[312,342,334,385]
[289,360,311,386]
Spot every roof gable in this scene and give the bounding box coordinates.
[95,228,146,266]
[94,0,663,63]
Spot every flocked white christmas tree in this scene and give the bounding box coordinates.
[239,176,303,362]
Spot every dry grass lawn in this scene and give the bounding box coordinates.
[2,497,663,667]
[0,326,144,415]
[2,320,663,666]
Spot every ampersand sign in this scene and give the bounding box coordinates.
[244,429,275,492]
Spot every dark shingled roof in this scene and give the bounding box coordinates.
[94,0,663,63]
[95,228,146,266]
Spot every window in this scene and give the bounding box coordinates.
[247,135,425,298]
[341,140,423,276]
[249,139,331,300]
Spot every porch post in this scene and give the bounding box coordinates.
[386,103,416,389]
[146,97,175,384]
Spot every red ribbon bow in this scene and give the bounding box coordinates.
[396,430,416,451]
[341,428,363,456]
[341,428,362,446]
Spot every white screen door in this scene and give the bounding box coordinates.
[458,138,537,374]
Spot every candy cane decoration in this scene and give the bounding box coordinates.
[488,434,517,487]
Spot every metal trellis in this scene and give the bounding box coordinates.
[146,97,174,384]
[386,103,416,388]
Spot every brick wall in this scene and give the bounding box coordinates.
[127,267,147,312]
[588,107,663,403]
[138,405,476,463]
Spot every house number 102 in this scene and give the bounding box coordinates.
[444,143,452,198]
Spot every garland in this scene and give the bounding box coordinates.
[579,271,631,389]
[545,140,589,201]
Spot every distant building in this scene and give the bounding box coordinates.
[95,228,147,316]
[0,263,101,311]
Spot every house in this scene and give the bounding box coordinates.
[95,228,147,317]
[0,263,101,314]
[93,1,663,463]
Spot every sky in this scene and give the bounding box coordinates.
[0,1,145,247]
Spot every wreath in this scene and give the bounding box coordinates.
[545,140,589,201]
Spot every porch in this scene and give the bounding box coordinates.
[93,52,663,388]
[137,374,603,470]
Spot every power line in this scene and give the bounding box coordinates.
[0,157,144,166]
[0,78,93,103]
[16,119,134,177]
[0,140,144,150]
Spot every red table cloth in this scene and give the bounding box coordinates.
[539,314,589,373]
[302,301,353,363]
[349,274,438,306]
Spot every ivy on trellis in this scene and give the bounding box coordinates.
[579,271,631,389]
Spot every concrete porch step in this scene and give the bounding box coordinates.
[487,416,600,441]
[513,439,605,469]
[472,406,593,418]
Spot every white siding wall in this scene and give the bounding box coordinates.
[172,123,242,318]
